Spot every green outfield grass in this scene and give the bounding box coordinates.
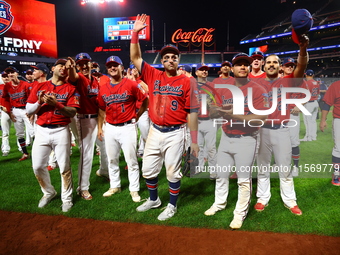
[0,113,339,236]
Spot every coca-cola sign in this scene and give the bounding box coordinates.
[171,28,215,44]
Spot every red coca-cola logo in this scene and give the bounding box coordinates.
[171,28,215,44]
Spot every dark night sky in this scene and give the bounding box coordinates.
[39,0,323,57]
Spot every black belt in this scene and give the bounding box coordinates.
[225,132,254,138]
[41,124,65,129]
[78,114,98,119]
[153,123,182,133]
[109,120,133,126]
[262,124,284,129]
[198,117,210,120]
[308,100,316,102]
[13,106,25,109]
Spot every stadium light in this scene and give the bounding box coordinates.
[80,0,124,5]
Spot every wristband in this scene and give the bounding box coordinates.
[55,102,65,110]
[131,31,139,44]
[190,130,198,144]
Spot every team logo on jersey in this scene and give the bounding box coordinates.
[0,1,14,35]
[153,82,183,96]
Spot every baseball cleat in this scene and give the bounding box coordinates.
[229,218,243,229]
[254,202,268,212]
[331,174,340,186]
[284,204,302,216]
[130,191,141,202]
[78,190,93,200]
[157,203,177,221]
[204,205,221,216]
[47,165,55,171]
[38,191,57,208]
[96,170,109,180]
[103,187,121,197]
[62,201,73,212]
[136,197,161,212]
[18,153,29,161]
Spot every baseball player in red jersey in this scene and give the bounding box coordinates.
[301,69,319,141]
[97,56,148,202]
[66,53,102,200]
[204,53,268,229]
[195,63,219,178]
[320,79,340,186]
[254,35,310,216]
[2,66,33,161]
[26,59,80,212]
[130,14,199,221]
[249,51,266,79]
[0,72,12,156]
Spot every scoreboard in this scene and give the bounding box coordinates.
[103,16,150,43]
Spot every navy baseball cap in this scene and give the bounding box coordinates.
[1,71,8,77]
[305,69,314,76]
[282,57,296,66]
[231,53,253,66]
[31,63,49,74]
[54,59,67,66]
[75,53,91,63]
[196,63,210,71]
[160,44,180,57]
[5,66,19,73]
[23,69,33,75]
[129,63,136,69]
[251,51,264,59]
[92,62,100,68]
[182,65,192,72]
[291,9,313,44]
[221,61,231,67]
[105,56,123,66]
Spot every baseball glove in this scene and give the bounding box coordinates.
[182,147,199,177]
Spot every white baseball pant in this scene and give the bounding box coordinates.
[95,123,109,176]
[32,125,73,203]
[302,100,319,140]
[256,127,297,208]
[198,119,217,170]
[332,118,340,158]
[105,123,140,191]
[142,124,186,182]
[288,113,300,148]
[12,108,34,140]
[1,110,11,153]
[137,110,150,156]
[212,133,255,221]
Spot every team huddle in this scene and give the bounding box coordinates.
[1,13,339,229]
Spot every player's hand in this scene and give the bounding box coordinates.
[218,104,233,119]
[126,68,135,81]
[38,90,46,104]
[9,112,16,122]
[291,106,301,115]
[43,92,58,106]
[133,14,147,33]
[320,120,327,132]
[97,129,104,142]
[190,143,199,158]
[299,34,309,49]
[65,57,76,69]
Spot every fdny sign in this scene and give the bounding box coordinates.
[0,1,13,35]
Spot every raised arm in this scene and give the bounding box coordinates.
[130,14,148,73]
[294,35,309,79]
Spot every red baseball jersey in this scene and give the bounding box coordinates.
[288,80,308,111]
[256,73,299,124]
[212,76,235,86]
[249,72,267,79]
[27,80,80,126]
[97,77,147,124]
[3,80,30,108]
[305,78,320,101]
[140,61,199,126]
[73,73,99,114]
[219,80,269,135]
[323,80,340,119]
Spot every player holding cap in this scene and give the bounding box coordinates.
[320,79,340,186]
[2,66,33,161]
[66,52,101,201]
[301,69,319,141]
[204,53,268,229]
[97,56,148,202]
[26,59,80,212]
[249,51,266,79]
[130,14,199,221]
[254,36,310,216]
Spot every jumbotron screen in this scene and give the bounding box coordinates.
[0,0,57,58]
[103,16,150,43]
